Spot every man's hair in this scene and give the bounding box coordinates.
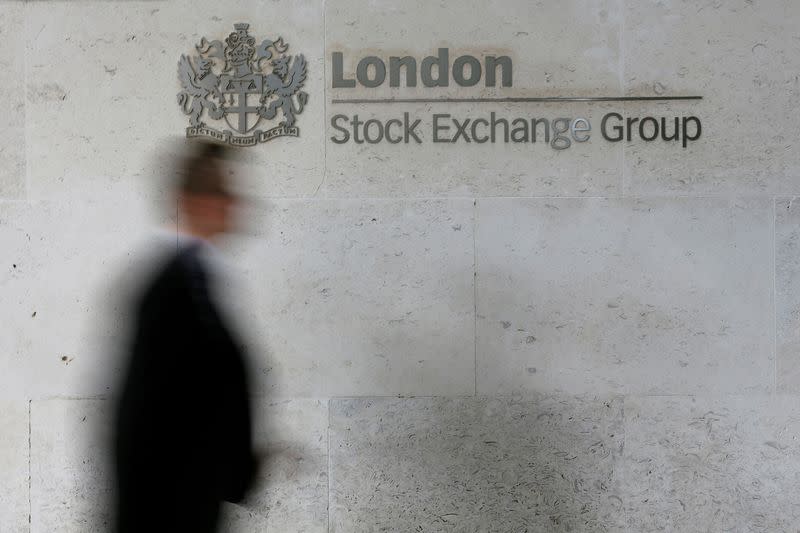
[177,141,232,197]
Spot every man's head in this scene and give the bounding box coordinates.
[176,141,238,240]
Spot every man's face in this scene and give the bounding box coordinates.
[180,165,238,239]
[192,193,236,237]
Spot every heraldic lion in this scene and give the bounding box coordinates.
[177,55,225,127]
[260,54,308,128]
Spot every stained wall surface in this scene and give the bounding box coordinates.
[1,1,799,531]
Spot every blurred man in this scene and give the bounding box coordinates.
[113,141,257,533]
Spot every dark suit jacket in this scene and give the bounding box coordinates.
[113,241,256,533]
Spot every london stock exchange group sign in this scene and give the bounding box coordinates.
[177,23,308,146]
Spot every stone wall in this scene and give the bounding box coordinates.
[2,0,800,531]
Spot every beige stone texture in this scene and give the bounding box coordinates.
[476,197,774,395]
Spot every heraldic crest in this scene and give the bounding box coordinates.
[177,23,308,146]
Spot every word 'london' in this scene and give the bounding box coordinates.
[332,48,512,88]
[330,49,702,150]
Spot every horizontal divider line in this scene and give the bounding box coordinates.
[331,96,703,104]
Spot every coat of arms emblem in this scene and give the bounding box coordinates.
[177,23,308,146]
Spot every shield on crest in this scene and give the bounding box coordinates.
[220,73,263,134]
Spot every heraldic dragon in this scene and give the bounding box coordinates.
[177,23,308,132]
